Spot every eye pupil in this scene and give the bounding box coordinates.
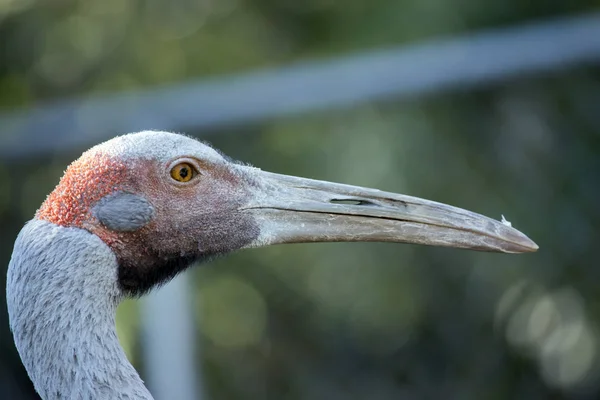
[179,167,188,178]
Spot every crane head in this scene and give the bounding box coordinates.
[36,131,537,296]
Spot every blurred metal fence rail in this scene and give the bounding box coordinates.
[1,12,600,161]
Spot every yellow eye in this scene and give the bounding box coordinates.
[170,163,197,182]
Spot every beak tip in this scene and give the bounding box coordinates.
[507,231,539,253]
[522,238,539,253]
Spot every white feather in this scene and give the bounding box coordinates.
[89,130,224,164]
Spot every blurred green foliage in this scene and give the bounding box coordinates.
[1,1,599,399]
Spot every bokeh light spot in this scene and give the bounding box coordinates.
[501,283,599,392]
[540,321,597,389]
[527,295,560,344]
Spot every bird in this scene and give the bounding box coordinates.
[6,131,538,400]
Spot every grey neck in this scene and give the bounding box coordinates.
[6,219,153,400]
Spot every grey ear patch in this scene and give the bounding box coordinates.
[93,192,154,232]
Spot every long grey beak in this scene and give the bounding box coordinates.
[241,171,538,254]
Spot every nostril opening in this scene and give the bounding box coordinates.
[330,199,375,206]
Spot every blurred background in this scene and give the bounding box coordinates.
[1,1,599,399]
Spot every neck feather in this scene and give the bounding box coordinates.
[6,219,153,400]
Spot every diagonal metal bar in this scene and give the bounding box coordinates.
[1,12,600,161]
